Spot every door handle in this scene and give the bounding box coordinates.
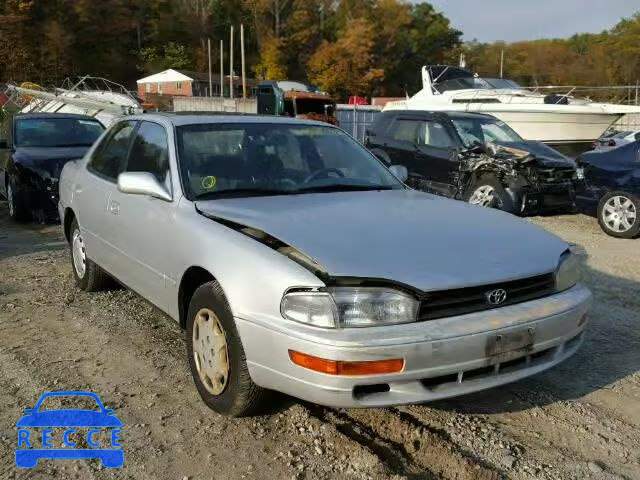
[108,201,120,215]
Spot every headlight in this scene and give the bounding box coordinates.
[281,287,419,328]
[555,251,581,292]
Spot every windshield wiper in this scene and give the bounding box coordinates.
[292,184,396,194]
[194,188,290,200]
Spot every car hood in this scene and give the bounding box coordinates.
[196,190,568,291]
[13,146,90,179]
[498,141,575,168]
[16,410,123,428]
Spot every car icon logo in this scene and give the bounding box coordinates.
[15,391,124,468]
[485,288,507,305]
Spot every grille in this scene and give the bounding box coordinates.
[534,167,575,183]
[419,332,583,391]
[542,192,574,208]
[418,273,555,321]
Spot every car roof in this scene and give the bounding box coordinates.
[15,112,101,121]
[127,112,331,128]
[381,110,497,121]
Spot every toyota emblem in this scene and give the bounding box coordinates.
[485,288,507,305]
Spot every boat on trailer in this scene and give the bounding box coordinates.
[383,65,640,154]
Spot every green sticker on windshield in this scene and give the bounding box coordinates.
[201,176,217,190]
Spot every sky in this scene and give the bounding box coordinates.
[423,0,640,42]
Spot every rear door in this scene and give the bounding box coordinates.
[106,120,174,312]
[77,121,136,273]
[413,116,458,195]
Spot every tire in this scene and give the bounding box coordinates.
[7,176,30,222]
[597,191,640,239]
[186,281,266,417]
[464,174,516,214]
[69,218,109,291]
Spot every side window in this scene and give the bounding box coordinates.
[388,119,421,143]
[88,121,136,181]
[417,121,454,149]
[126,122,170,183]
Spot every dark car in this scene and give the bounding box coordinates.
[365,111,577,215]
[576,140,640,238]
[0,113,105,222]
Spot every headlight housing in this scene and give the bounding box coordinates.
[281,287,419,328]
[555,251,581,292]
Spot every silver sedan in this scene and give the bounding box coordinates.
[58,114,591,416]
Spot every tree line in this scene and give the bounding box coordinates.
[0,1,639,101]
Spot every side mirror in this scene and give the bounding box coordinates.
[23,409,35,414]
[389,165,409,182]
[117,172,172,202]
[104,409,115,414]
[0,139,8,149]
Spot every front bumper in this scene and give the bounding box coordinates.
[508,182,576,214]
[15,179,60,221]
[237,285,591,408]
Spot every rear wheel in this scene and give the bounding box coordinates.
[597,192,640,238]
[187,281,266,417]
[465,175,516,214]
[69,218,109,291]
[7,177,29,222]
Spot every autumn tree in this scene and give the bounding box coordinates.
[308,18,384,97]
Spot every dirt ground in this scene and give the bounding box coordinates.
[0,201,639,480]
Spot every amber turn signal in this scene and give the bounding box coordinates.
[288,350,404,376]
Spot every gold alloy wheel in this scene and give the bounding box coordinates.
[192,308,230,395]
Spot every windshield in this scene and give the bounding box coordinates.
[177,123,402,200]
[15,118,104,148]
[451,117,523,148]
[36,395,101,412]
[434,77,522,93]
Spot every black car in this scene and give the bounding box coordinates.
[576,141,640,238]
[364,110,577,215]
[0,113,105,222]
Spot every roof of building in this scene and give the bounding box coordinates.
[137,68,260,86]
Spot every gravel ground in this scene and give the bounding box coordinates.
[0,202,639,480]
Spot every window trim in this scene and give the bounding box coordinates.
[86,120,139,183]
[122,120,172,190]
[416,119,455,150]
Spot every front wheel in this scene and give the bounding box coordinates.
[464,175,516,214]
[597,191,640,238]
[7,177,30,222]
[187,281,267,417]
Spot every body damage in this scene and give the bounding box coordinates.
[451,144,577,213]
[577,141,640,202]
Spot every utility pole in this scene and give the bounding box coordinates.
[319,3,324,35]
[241,24,247,99]
[207,38,212,97]
[275,0,280,38]
[220,39,224,98]
[500,49,504,78]
[230,25,234,100]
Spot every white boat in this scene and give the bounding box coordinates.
[3,77,142,126]
[383,65,640,151]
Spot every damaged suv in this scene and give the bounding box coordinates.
[59,114,591,417]
[365,111,577,214]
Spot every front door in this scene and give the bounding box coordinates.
[107,120,174,313]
